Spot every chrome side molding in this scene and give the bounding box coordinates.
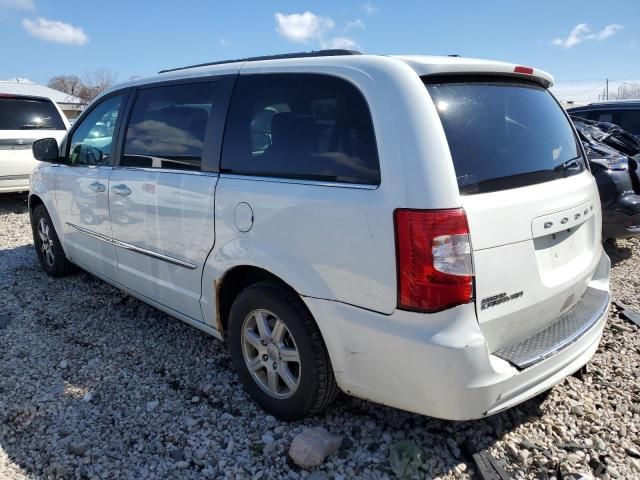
[66,223,197,270]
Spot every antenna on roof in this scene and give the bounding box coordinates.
[158,49,362,74]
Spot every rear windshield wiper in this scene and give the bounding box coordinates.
[554,158,582,173]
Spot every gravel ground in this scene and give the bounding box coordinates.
[0,193,638,480]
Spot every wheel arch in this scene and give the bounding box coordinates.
[28,193,44,216]
[28,191,69,259]
[216,265,304,336]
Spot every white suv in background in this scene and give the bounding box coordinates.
[0,94,68,193]
[28,51,610,421]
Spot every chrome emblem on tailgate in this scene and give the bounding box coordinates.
[481,291,524,310]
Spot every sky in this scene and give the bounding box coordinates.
[1,0,639,103]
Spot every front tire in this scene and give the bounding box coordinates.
[31,205,76,277]
[228,281,339,420]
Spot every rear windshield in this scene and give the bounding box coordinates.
[0,97,66,131]
[425,77,584,194]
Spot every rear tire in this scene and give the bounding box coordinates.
[31,205,76,277]
[228,281,339,420]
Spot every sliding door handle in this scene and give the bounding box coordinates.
[111,184,131,196]
[89,181,106,193]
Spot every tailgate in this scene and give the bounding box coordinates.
[0,136,37,177]
[0,130,65,178]
[463,173,601,351]
[424,75,603,352]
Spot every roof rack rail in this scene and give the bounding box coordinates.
[158,49,362,74]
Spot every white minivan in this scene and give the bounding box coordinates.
[0,94,68,193]
[29,51,610,421]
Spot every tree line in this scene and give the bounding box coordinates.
[47,69,118,104]
[615,83,640,100]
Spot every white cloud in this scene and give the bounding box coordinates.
[275,11,363,51]
[219,37,229,47]
[274,11,334,43]
[361,1,379,15]
[593,24,623,40]
[345,18,365,31]
[551,23,623,49]
[22,17,88,45]
[321,36,361,50]
[0,0,34,10]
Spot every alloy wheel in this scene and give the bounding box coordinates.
[37,217,55,266]
[241,309,301,399]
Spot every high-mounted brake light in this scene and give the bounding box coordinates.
[394,208,474,312]
[514,66,534,75]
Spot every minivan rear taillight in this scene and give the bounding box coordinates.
[394,208,473,312]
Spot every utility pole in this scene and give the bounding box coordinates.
[606,79,609,100]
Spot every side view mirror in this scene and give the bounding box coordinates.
[33,138,60,162]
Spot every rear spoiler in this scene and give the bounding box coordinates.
[396,57,554,88]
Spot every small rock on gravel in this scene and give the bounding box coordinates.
[288,427,342,469]
[169,448,185,461]
[194,448,207,460]
[67,442,88,456]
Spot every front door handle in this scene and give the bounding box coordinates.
[111,184,131,196]
[89,181,106,193]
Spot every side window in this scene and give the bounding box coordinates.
[221,74,380,185]
[122,82,217,171]
[617,110,640,135]
[67,94,123,166]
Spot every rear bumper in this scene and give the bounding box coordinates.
[602,193,640,238]
[0,174,31,193]
[304,251,610,420]
[493,287,609,368]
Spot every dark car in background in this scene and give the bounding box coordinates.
[569,101,640,139]
[572,115,640,239]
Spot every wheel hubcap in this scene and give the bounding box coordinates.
[37,218,55,266]
[241,309,301,399]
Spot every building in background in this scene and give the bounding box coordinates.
[0,80,85,119]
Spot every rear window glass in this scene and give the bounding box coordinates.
[425,78,584,194]
[221,74,380,185]
[0,97,66,131]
